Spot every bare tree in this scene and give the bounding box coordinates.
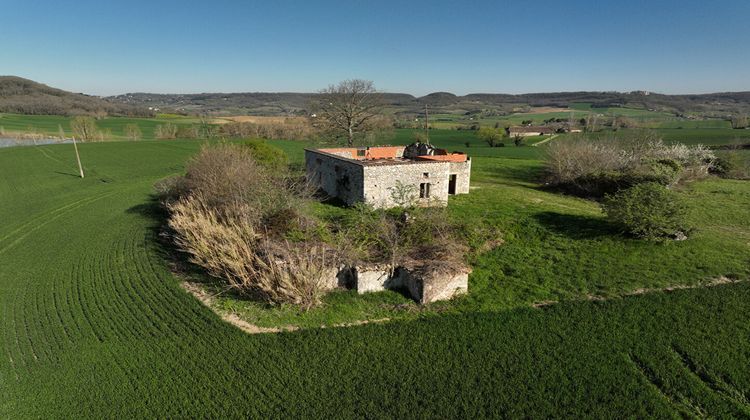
[70,116,99,141]
[312,79,384,146]
[155,123,178,140]
[730,115,748,129]
[124,123,142,141]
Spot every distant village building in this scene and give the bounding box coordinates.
[305,143,471,209]
[506,126,555,137]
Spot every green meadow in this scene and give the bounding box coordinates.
[1,128,749,416]
[0,113,200,141]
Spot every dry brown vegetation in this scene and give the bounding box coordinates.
[169,196,336,308]
[219,119,312,140]
[163,143,334,308]
[217,116,308,124]
[544,131,716,197]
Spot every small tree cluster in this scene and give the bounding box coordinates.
[476,127,505,147]
[219,120,312,140]
[71,116,103,141]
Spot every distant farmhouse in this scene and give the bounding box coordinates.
[506,126,555,137]
[305,143,471,208]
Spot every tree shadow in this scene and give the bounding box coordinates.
[533,211,618,239]
[54,170,82,178]
[481,164,546,188]
[126,195,206,279]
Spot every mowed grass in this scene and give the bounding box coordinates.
[1,134,749,417]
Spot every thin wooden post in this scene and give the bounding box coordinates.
[424,104,430,144]
[72,137,84,178]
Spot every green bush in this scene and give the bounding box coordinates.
[242,140,288,171]
[712,150,750,180]
[602,182,690,241]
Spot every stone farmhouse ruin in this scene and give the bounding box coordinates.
[306,143,472,303]
[305,143,471,208]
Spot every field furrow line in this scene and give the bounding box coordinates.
[93,241,151,341]
[1,288,21,381]
[0,190,120,255]
[20,285,41,365]
[30,283,56,363]
[51,269,75,345]
[73,256,106,343]
[105,236,169,338]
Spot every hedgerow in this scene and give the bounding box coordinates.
[544,131,716,197]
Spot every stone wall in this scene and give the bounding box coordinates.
[345,263,469,304]
[448,159,471,194]
[306,149,471,209]
[305,150,365,205]
[362,161,450,208]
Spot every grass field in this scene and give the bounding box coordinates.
[1,131,749,417]
[0,113,201,141]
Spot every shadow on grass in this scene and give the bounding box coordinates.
[533,211,618,239]
[480,163,546,187]
[54,170,84,178]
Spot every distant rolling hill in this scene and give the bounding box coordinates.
[110,89,750,118]
[0,76,151,117]
[3,76,750,118]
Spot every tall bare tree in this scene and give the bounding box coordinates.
[312,79,384,146]
[70,116,99,141]
[124,123,142,141]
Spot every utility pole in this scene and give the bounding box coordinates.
[424,104,430,144]
[72,137,84,178]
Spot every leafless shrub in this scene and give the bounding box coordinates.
[219,119,313,140]
[544,132,716,196]
[174,142,298,225]
[124,124,142,141]
[155,123,178,139]
[71,116,101,141]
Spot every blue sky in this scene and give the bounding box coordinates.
[2,0,749,96]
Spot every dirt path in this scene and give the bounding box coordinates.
[532,134,559,147]
[180,281,390,334]
[532,276,746,308]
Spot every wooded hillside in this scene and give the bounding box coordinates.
[0,76,152,117]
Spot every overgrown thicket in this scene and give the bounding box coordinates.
[544,131,716,197]
[713,146,750,180]
[160,142,472,308]
[335,204,468,270]
[160,142,332,308]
